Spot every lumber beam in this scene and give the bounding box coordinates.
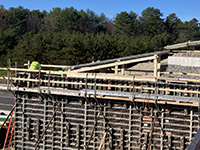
[91,95,198,107]
[3,69,200,83]
[98,132,107,150]
[115,63,118,75]
[121,65,125,75]
[154,54,158,77]
[24,63,70,68]
[161,71,200,77]
[157,55,161,77]
[8,76,200,94]
[164,40,200,50]
[71,56,156,72]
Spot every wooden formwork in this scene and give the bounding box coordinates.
[13,92,199,150]
[0,69,196,150]
[2,49,200,149]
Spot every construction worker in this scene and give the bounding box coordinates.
[92,56,100,63]
[29,61,41,70]
[28,61,41,87]
[92,56,101,73]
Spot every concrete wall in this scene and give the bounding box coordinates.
[168,56,200,67]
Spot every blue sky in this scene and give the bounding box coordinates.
[1,0,200,22]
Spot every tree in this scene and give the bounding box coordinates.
[105,19,115,34]
[115,11,138,36]
[139,7,164,36]
[27,12,42,33]
[76,9,96,34]
[95,12,108,33]
[55,7,80,31]
[43,7,61,31]
[8,6,29,34]
[165,13,182,40]
[0,28,20,66]
[183,18,200,40]
[0,5,9,31]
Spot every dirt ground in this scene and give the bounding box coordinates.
[0,78,7,84]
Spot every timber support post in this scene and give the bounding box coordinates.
[115,62,118,75]
[157,55,161,77]
[154,54,158,77]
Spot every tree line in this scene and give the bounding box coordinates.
[0,5,200,66]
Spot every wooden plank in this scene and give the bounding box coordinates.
[115,63,118,75]
[158,76,200,83]
[24,63,70,68]
[157,77,188,83]
[65,73,156,82]
[134,99,198,107]
[7,75,200,94]
[161,71,200,77]
[71,56,156,72]
[4,67,200,83]
[0,67,7,71]
[98,132,107,150]
[121,65,125,75]
[157,55,161,77]
[187,50,200,53]
[90,95,198,107]
[154,54,158,77]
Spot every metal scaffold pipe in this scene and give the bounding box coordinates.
[164,40,200,50]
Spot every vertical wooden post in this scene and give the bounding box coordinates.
[115,62,118,75]
[15,62,17,78]
[154,54,158,77]
[27,60,31,87]
[157,55,161,77]
[7,58,11,87]
[121,65,125,75]
[28,60,30,69]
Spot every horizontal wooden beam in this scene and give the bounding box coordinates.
[71,56,156,72]
[24,63,70,68]
[161,71,200,77]
[3,67,200,83]
[134,99,198,107]
[90,95,198,107]
[4,76,200,94]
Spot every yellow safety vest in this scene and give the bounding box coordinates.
[29,61,41,70]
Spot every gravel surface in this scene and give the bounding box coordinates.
[160,52,200,79]
[161,65,200,79]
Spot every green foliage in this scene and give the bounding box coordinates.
[115,11,138,36]
[182,18,200,40]
[55,7,82,32]
[0,6,199,67]
[0,28,20,66]
[0,5,9,31]
[42,7,61,31]
[0,70,7,76]
[8,6,30,34]
[164,13,182,40]
[139,7,165,36]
